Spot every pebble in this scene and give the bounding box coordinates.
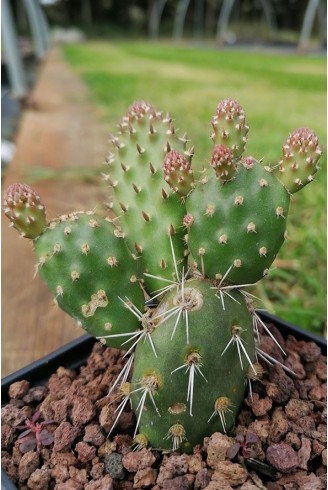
[18,451,40,482]
[122,448,156,472]
[205,432,235,468]
[9,380,30,400]
[53,421,78,452]
[266,443,298,473]
[104,452,126,480]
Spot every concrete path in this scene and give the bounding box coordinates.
[2,47,109,376]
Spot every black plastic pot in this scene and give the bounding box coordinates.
[1,312,326,489]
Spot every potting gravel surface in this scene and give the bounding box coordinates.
[1,322,326,490]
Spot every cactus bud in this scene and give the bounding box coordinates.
[3,183,47,239]
[210,144,236,181]
[275,127,322,193]
[211,98,249,158]
[163,150,194,196]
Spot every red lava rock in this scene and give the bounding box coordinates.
[90,461,105,480]
[285,398,314,421]
[298,341,322,363]
[315,357,327,381]
[1,403,32,427]
[240,483,259,490]
[98,404,116,432]
[26,467,51,489]
[212,461,247,486]
[162,474,194,490]
[18,451,40,482]
[298,437,312,470]
[51,463,69,483]
[8,380,30,400]
[134,467,157,488]
[55,479,83,490]
[48,372,73,400]
[71,396,96,426]
[309,384,327,401]
[75,441,97,463]
[188,453,204,473]
[1,423,15,450]
[269,407,289,443]
[122,448,156,472]
[69,466,88,485]
[83,423,106,446]
[204,477,233,489]
[265,366,294,404]
[285,351,306,379]
[277,471,325,490]
[1,451,18,482]
[50,450,78,467]
[194,468,211,489]
[248,417,270,442]
[38,394,55,421]
[266,443,298,473]
[285,432,301,450]
[53,421,79,452]
[205,432,234,468]
[322,448,327,466]
[51,398,69,424]
[85,474,113,490]
[23,386,48,404]
[248,393,272,417]
[156,454,190,485]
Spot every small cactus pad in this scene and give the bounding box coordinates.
[275,128,322,193]
[34,212,145,347]
[185,160,290,284]
[210,144,236,182]
[104,101,193,292]
[211,98,249,159]
[163,150,194,195]
[131,279,255,452]
[3,183,47,239]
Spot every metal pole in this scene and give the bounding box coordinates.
[23,0,47,59]
[173,0,191,40]
[216,0,235,44]
[38,1,50,52]
[148,0,168,39]
[1,0,28,98]
[298,0,320,51]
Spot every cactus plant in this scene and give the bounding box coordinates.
[3,98,322,453]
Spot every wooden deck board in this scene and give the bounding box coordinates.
[2,47,109,376]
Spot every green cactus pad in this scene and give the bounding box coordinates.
[211,99,249,159]
[185,159,290,284]
[104,101,192,293]
[34,212,145,348]
[131,278,255,452]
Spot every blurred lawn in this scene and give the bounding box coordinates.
[63,41,326,334]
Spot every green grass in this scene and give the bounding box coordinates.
[63,41,326,334]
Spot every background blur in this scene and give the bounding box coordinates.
[2,0,326,376]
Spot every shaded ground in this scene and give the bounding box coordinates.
[2,47,109,377]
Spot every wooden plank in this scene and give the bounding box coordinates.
[2,47,109,376]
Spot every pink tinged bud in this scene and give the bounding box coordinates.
[279,127,322,193]
[163,150,194,196]
[124,100,156,122]
[210,144,236,182]
[3,183,47,239]
[183,214,194,228]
